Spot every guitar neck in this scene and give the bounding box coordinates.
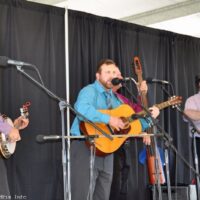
[135,99,174,117]
[154,100,173,110]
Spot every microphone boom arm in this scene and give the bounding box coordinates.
[16,66,113,140]
[124,78,200,178]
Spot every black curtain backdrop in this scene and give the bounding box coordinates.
[68,10,200,200]
[1,0,200,199]
[0,0,65,200]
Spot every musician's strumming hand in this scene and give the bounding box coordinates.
[14,116,29,130]
[109,116,128,131]
[149,106,160,118]
[8,128,21,142]
[142,133,151,145]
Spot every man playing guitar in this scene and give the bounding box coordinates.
[70,59,160,200]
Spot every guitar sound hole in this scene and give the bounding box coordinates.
[113,125,131,135]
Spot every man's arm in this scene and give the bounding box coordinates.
[75,86,110,124]
[75,87,128,131]
[184,109,200,121]
[184,96,200,121]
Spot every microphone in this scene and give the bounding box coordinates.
[0,56,33,67]
[146,77,169,84]
[111,77,130,86]
[36,134,61,142]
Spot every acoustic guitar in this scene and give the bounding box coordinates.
[80,96,181,156]
[0,102,30,159]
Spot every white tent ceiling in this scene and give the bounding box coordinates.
[27,0,200,38]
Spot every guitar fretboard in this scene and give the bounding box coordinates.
[131,97,181,118]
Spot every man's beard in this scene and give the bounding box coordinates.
[99,79,113,90]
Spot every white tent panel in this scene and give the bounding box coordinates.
[27,0,200,38]
[149,13,200,38]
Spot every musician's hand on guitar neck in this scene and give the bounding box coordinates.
[149,106,160,118]
[14,116,29,130]
[8,127,21,142]
[109,116,128,131]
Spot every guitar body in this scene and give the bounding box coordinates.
[80,104,142,156]
[0,118,16,159]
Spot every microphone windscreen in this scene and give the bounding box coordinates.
[0,56,8,66]
[111,78,121,86]
[146,77,153,83]
[36,135,44,143]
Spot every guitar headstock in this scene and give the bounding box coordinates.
[20,102,31,118]
[168,96,182,108]
[133,56,143,84]
[133,56,142,76]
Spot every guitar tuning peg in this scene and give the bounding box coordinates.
[22,101,31,109]
[25,101,31,107]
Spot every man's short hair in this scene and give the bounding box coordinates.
[96,59,116,73]
[195,74,200,89]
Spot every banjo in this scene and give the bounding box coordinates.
[0,102,30,159]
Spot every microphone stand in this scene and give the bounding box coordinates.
[122,83,163,200]
[160,84,174,97]
[153,81,200,200]
[122,80,200,200]
[176,106,200,200]
[88,137,96,200]
[156,83,173,200]
[14,65,113,200]
[164,146,172,200]
[59,101,68,200]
